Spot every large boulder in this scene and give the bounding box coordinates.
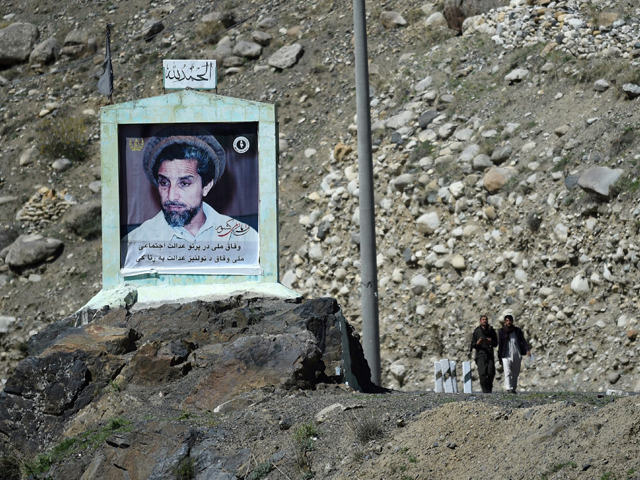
[385,110,416,129]
[425,12,448,28]
[19,146,39,166]
[417,212,440,234]
[444,0,505,31]
[257,17,277,29]
[139,20,164,42]
[64,29,89,46]
[4,234,63,268]
[251,30,272,46]
[505,68,530,84]
[623,83,640,99]
[63,200,102,239]
[418,109,438,127]
[491,144,513,164]
[473,154,493,171]
[213,36,233,61]
[458,144,480,162]
[438,123,458,139]
[233,40,262,59]
[0,294,395,480]
[197,12,236,46]
[183,331,323,410]
[29,37,56,64]
[268,43,304,69]
[0,23,39,67]
[201,11,236,28]
[483,167,515,193]
[415,76,433,93]
[380,11,407,28]
[60,29,89,58]
[578,167,624,199]
[594,79,610,92]
[570,274,590,298]
[391,174,415,192]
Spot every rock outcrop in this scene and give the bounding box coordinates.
[0,295,379,466]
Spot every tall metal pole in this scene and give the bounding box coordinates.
[353,0,381,386]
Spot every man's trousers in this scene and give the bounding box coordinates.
[502,355,522,392]
[475,353,495,393]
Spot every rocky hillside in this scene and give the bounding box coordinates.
[2,0,640,396]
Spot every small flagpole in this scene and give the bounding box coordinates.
[97,24,114,104]
[107,25,112,104]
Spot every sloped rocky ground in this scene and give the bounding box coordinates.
[1,0,640,399]
[0,295,382,479]
[335,392,640,480]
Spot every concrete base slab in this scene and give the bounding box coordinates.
[83,282,301,312]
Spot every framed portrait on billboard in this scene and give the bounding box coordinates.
[98,91,280,293]
[118,122,260,275]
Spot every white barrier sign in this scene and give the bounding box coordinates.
[450,361,458,393]
[441,359,454,393]
[434,359,471,394]
[434,362,443,393]
[163,60,217,90]
[462,361,472,393]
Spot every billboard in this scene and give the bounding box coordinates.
[97,91,282,296]
[118,123,260,275]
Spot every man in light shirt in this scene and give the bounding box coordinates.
[497,314,531,394]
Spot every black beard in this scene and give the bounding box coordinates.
[162,202,201,228]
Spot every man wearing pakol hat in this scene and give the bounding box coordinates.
[121,126,258,271]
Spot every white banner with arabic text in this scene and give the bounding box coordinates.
[163,60,217,90]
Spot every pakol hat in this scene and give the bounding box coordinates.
[142,125,226,187]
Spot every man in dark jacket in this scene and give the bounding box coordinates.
[470,315,498,393]
[498,314,531,393]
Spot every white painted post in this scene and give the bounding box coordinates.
[441,359,453,393]
[463,361,472,393]
[450,361,458,393]
[434,362,443,393]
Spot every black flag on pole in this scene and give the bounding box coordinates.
[97,25,113,100]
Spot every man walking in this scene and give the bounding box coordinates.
[470,315,498,393]
[498,314,531,394]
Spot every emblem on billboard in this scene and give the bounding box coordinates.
[128,138,144,151]
[233,136,250,154]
